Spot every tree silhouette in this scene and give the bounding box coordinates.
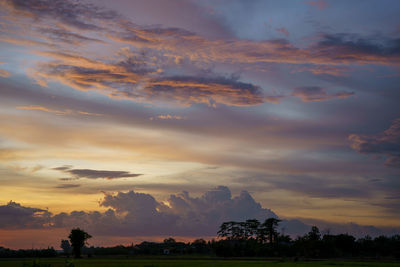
[260,218,281,244]
[60,239,71,255]
[308,226,321,241]
[68,228,92,258]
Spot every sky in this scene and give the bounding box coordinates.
[0,0,400,249]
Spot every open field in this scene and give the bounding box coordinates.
[0,258,399,267]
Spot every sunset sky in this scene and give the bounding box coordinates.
[1,0,400,249]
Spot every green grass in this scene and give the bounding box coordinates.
[0,258,399,267]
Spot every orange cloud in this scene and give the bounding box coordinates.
[16,105,103,116]
[30,51,265,107]
[0,69,10,78]
[0,62,10,78]
[17,105,68,115]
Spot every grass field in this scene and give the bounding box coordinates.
[0,258,399,267]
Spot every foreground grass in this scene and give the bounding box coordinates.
[0,258,399,267]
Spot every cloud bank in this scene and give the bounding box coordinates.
[0,187,397,238]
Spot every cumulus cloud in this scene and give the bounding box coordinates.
[349,118,400,168]
[292,86,354,102]
[1,187,398,238]
[0,201,51,229]
[53,166,142,180]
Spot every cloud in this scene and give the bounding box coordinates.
[265,95,286,104]
[150,115,185,120]
[38,27,105,45]
[1,187,398,239]
[306,0,329,10]
[0,201,51,229]
[349,118,400,168]
[291,86,354,102]
[3,0,400,69]
[17,105,103,116]
[32,51,265,107]
[2,0,399,109]
[53,166,142,180]
[113,24,400,66]
[276,27,289,36]
[290,65,350,76]
[313,33,400,65]
[50,186,278,236]
[0,36,56,48]
[17,105,68,115]
[0,69,10,78]
[0,62,10,78]
[237,174,371,200]
[55,184,81,189]
[1,0,118,31]
[141,76,264,107]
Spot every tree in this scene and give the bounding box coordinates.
[68,228,92,258]
[163,238,176,244]
[307,226,321,241]
[60,239,72,255]
[260,218,281,244]
[244,219,260,239]
[217,221,243,240]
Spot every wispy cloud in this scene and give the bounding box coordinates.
[31,51,265,107]
[276,27,289,36]
[0,62,10,78]
[150,115,185,120]
[55,184,81,189]
[349,118,400,168]
[306,0,329,10]
[291,86,354,102]
[16,105,103,116]
[0,69,10,78]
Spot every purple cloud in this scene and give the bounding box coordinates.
[349,118,400,168]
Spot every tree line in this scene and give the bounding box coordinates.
[1,221,399,259]
[214,219,400,258]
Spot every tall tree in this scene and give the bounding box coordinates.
[260,218,281,244]
[68,228,92,258]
